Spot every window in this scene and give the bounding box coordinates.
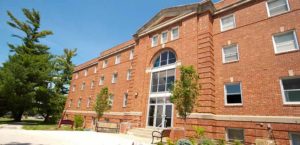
[99,76,104,85]
[151,69,175,93]
[103,60,108,68]
[171,27,179,40]
[75,73,79,79]
[161,31,168,44]
[77,98,82,108]
[226,128,244,143]
[153,50,176,68]
[151,35,158,47]
[91,80,95,89]
[280,77,300,104]
[109,95,114,107]
[272,30,299,53]
[94,66,97,73]
[112,73,118,83]
[81,82,86,90]
[225,83,242,105]
[123,93,128,107]
[129,49,134,60]
[220,15,236,32]
[72,85,76,92]
[290,132,300,145]
[127,69,132,80]
[222,44,239,63]
[266,0,290,17]
[68,99,72,108]
[115,55,121,64]
[87,97,91,108]
[84,69,88,76]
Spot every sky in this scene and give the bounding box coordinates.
[0,0,220,66]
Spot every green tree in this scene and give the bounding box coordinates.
[94,87,112,120]
[0,9,53,121]
[171,66,200,122]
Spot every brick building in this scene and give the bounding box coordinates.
[63,0,300,144]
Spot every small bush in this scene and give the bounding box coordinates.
[233,140,242,145]
[193,126,205,138]
[156,141,164,145]
[74,115,84,128]
[167,139,175,145]
[200,139,215,145]
[176,139,193,145]
[216,139,225,145]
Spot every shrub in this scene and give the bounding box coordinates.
[233,140,242,145]
[200,139,215,145]
[74,115,84,128]
[176,139,193,145]
[167,139,175,145]
[156,141,164,145]
[193,126,205,138]
[216,139,225,145]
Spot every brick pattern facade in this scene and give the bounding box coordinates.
[63,0,300,144]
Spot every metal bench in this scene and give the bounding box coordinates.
[96,122,119,133]
[152,129,172,144]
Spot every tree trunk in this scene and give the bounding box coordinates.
[44,113,50,123]
[12,110,23,122]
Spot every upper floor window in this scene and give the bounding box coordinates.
[280,77,300,104]
[153,50,176,68]
[115,55,121,64]
[109,95,114,107]
[161,31,168,44]
[123,93,128,107]
[68,99,72,108]
[151,69,175,93]
[222,44,239,63]
[94,66,97,73]
[112,73,118,84]
[84,69,88,76]
[290,132,300,145]
[91,80,95,89]
[171,27,179,40]
[87,97,91,108]
[77,98,82,108]
[75,73,79,79]
[226,128,244,144]
[81,82,85,90]
[129,49,134,60]
[266,0,290,17]
[99,76,104,85]
[220,14,236,32]
[127,69,132,80]
[272,30,299,54]
[72,85,76,92]
[225,83,242,105]
[151,35,158,47]
[103,60,108,68]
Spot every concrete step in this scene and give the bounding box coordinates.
[127,128,158,138]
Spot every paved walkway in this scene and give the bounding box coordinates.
[0,124,152,145]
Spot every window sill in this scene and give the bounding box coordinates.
[221,27,236,33]
[268,10,290,18]
[225,104,243,107]
[275,49,299,55]
[283,102,300,106]
[223,60,239,64]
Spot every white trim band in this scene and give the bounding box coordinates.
[65,110,142,116]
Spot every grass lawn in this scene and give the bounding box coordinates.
[0,117,73,130]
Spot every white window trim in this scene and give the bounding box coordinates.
[87,97,91,108]
[75,73,79,79]
[112,73,118,84]
[81,82,85,90]
[129,49,134,60]
[226,128,244,143]
[266,0,290,17]
[84,69,88,76]
[289,132,300,145]
[127,69,131,80]
[109,95,114,107]
[171,26,179,40]
[115,55,121,64]
[91,80,95,89]
[280,77,300,105]
[220,14,236,32]
[272,30,299,54]
[151,34,159,47]
[161,31,168,44]
[222,44,240,63]
[99,76,104,85]
[94,66,97,73]
[72,85,76,92]
[150,63,177,73]
[77,98,82,108]
[123,93,127,108]
[103,60,108,68]
[68,99,72,108]
[224,82,243,106]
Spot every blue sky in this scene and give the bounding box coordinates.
[0,0,220,66]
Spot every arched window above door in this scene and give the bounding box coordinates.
[153,50,176,68]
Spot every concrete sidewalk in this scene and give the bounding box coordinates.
[0,124,152,145]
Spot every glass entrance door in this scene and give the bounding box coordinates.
[147,97,173,128]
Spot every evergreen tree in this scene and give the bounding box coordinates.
[0,9,53,121]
